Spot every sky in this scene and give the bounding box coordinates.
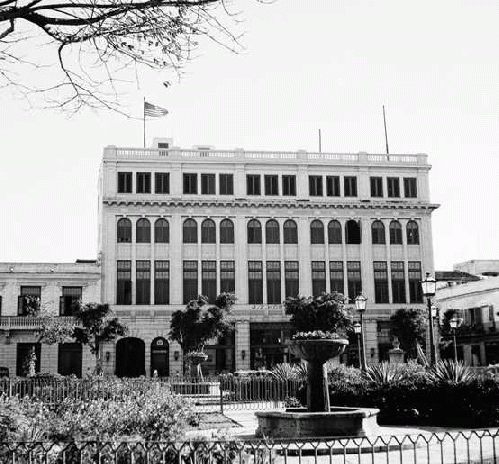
[1,0,498,270]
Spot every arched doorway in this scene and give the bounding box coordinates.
[150,337,169,377]
[116,337,145,378]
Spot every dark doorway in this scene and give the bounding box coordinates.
[116,337,145,377]
[150,337,169,377]
[16,343,41,377]
[58,343,82,377]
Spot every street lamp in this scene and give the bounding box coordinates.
[449,316,463,363]
[355,295,368,371]
[353,322,362,369]
[421,272,437,365]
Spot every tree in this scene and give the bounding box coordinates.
[389,308,427,360]
[0,0,249,112]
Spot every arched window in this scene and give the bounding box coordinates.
[345,220,361,244]
[328,220,342,244]
[265,219,280,244]
[247,219,262,244]
[136,218,151,243]
[220,219,234,244]
[310,220,325,244]
[283,219,298,244]
[389,220,403,245]
[183,218,198,243]
[154,218,169,243]
[407,220,419,245]
[201,219,216,243]
[117,218,132,243]
[371,220,386,245]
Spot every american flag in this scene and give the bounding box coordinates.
[144,101,169,117]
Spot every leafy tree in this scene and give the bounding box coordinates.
[389,308,427,360]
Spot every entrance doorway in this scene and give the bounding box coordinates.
[150,337,169,377]
[58,343,82,377]
[116,337,145,377]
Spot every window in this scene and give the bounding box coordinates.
[60,286,82,316]
[283,219,298,244]
[183,219,198,243]
[117,260,131,305]
[282,175,296,196]
[265,219,280,244]
[389,220,403,245]
[370,177,383,197]
[345,220,361,244]
[264,175,279,196]
[408,261,423,303]
[406,220,419,245]
[247,175,261,195]
[201,174,216,194]
[391,261,406,303]
[373,262,389,303]
[404,178,418,198]
[248,261,263,304]
[154,260,169,304]
[136,260,151,304]
[220,219,234,244]
[387,177,400,198]
[183,261,198,304]
[183,173,197,194]
[347,261,362,301]
[310,220,325,244]
[219,174,234,195]
[136,218,151,243]
[267,261,281,304]
[136,172,151,193]
[155,173,170,194]
[18,286,41,315]
[326,176,340,197]
[330,261,344,294]
[309,176,323,196]
[371,220,386,244]
[220,260,235,293]
[344,176,357,197]
[202,261,217,302]
[328,220,342,244]
[17,343,41,377]
[247,219,262,244]
[117,218,132,243]
[201,219,216,243]
[117,172,132,193]
[312,261,326,296]
[154,218,169,243]
[285,261,299,298]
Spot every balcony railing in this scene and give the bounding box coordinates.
[0,316,76,330]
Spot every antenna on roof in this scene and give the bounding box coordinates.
[318,129,322,153]
[383,105,390,156]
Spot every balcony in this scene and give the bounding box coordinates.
[0,316,77,330]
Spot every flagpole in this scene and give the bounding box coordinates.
[318,129,322,153]
[383,105,389,157]
[143,97,146,148]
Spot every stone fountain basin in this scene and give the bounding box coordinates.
[255,407,380,438]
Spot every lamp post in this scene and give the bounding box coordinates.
[355,295,368,371]
[421,273,437,365]
[353,322,362,369]
[449,316,463,363]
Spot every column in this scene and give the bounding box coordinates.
[235,319,250,371]
[170,214,182,304]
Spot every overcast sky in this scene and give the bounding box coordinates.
[1,0,498,271]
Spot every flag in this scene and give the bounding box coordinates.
[144,101,169,117]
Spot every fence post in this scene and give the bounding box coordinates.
[219,376,224,414]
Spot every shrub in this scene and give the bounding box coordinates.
[429,360,476,383]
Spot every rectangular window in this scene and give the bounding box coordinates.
[17,343,41,377]
[264,175,279,196]
[117,260,132,305]
[387,177,400,198]
[136,172,151,194]
[404,178,418,198]
[347,261,362,301]
[183,260,198,304]
[136,260,151,305]
[202,261,217,303]
[370,177,383,197]
[155,173,170,194]
[183,173,198,194]
[117,172,132,193]
[60,286,82,316]
[220,260,235,294]
[219,174,234,195]
[408,261,423,303]
[201,174,216,194]
[344,176,358,197]
[266,261,281,304]
[326,176,340,197]
[248,261,263,304]
[309,176,323,196]
[391,261,406,303]
[284,261,299,298]
[154,260,170,305]
[373,262,389,303]
[18,286,41,315]
[311,261,326,296]
[282,175,296,196]
[246,175,261,195]
[329,261,344,294]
